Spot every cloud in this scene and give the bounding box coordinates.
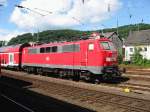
[10,0,121,31]
[0,28,25,41]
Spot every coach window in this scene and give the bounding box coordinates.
[88,43,94,51]
[40,48,45,53]
[28,48,37,54]
[52,46,57,52]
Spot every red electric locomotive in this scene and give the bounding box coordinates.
[0,33,121,82]
[21,33,121,81]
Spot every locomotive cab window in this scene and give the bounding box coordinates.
[100,42,110,50]
[100,42,115,50]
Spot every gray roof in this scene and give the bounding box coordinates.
[125,29,150,46]
[103,32,123,48]
[103,32,116,38]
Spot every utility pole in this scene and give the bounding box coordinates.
[37,28,39,42]
[137,18,143,32]
[137,23,140,31]
[117,17,119,34]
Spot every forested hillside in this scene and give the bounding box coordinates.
[7,23,150,45]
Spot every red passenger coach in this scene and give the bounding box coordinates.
[0,43,30,69]
[22,33,121,81]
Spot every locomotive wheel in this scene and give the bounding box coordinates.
[33,67,38,75]
[102,73,109,81]
[72,71,80,81]
[59,71,64,78]
[93,77,101,84]
[84,72,91,81]
[63,71,68,78]
[37,68,43,75]
[116,71,121,77]
[27,68,32,74]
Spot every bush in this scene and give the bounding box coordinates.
[130,48,150,67]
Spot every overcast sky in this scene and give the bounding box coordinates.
[0,0,150,41]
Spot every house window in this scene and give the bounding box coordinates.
[130,48,133,52]
[144,47,147,52]
[138,47,142,51]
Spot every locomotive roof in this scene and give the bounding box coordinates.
[27,37,110,48]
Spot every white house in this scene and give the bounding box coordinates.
[123,30,150,61]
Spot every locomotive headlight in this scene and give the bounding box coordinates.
[106,57,116,62]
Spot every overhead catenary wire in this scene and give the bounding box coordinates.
[107,1,146,33]
[34,8,52,14]
[0,0,5,6]
[15,4,84,26]
[15,5,50,42]
[15,5,46,16]
[72,17,85,26]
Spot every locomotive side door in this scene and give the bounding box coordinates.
[9,53,14,65]
[87,43,95,65]
[80,43,88,67]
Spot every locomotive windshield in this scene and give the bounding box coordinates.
[100,42,115,50]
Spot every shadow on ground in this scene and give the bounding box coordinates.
[0,76,96,112]
[101,76,130,84]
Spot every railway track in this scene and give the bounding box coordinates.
[1,70,150,112]
[119,83,150,92]
[118,68,150,92]
[33,81,150,112]
[125,68,150,76]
